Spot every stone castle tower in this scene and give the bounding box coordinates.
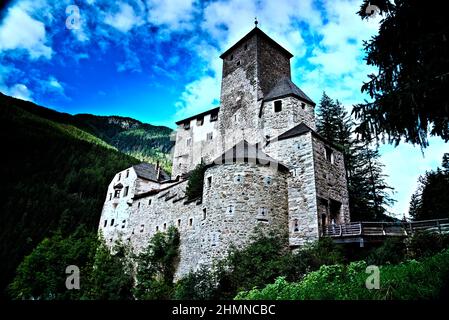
[98,27,350,278]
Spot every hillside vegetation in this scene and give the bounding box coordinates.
[0,93,144,297]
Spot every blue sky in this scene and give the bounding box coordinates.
[0,0,447,217]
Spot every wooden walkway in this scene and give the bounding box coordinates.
[323,218,449,246]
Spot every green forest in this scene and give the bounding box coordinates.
[0,93,171,298]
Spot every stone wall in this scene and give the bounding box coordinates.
[264,132,319,246]
[260,96,316,140]
[312,135,350,229]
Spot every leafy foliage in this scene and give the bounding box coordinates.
[8,227,98,300]
[185,161,207,201]
[366,238,406,266]
[85,237,135,300]
[353,0,449,147]
[236,248,449,300]
[0,93,139,297]
[134,226,180,300]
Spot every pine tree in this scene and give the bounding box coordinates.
[316,92,395,221]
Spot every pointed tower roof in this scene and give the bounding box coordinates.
[219,27,293,60]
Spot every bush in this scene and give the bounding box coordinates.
[185,161,207,201]
[236,248,449,300]
[366,238,406,265]
[174,266,218,300]
[406,232,449,260]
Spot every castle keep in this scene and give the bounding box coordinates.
[98,27,350,278]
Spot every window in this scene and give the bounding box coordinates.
[118,173,121,181]
[156,226,159,232]
[274,100,282,112]
[230,54,234,61]
[226,205,235,215]
[236,60,241,66]
[234,114,237,122]
[234,174,244,184]
[325,147,334,164]
[210,113,218,122]
[140,224,144,232]
[177,219,181,227]
[114,189,120,198]
[126,169,129,178]
[184,122,190,130]
[293,219,299,232]
[186,138,192,146]
[244,43,248,50]
[197,117,204,126]
[189,218,193,227]
[122,220,126,229]
[104,220,107,227]
[207,176,212,188]
[148,199,152,205]
[264,176,272,186]
[211,232,220,246]
[109,193,112,201]
[110,219,115,226]
[207,132,213,140]
[123,186,129,197]
[203,208,207,220]
[257,207,269,221]
[138,202,141,209]
[163,223,167,231]
[301,102,306,110]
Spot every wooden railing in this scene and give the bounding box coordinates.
[323,218,449,238]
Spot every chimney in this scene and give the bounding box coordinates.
[156,161,161,181]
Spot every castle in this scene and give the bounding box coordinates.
[98,26,350,278]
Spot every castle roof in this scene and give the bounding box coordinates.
[219,27,293,59]
[133,162,170,182]
[210,140,290,172]
[263,77,315,106]
[175,107,219,125]
[272,122,344,152]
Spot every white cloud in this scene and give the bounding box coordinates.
[0,5,52,59]
[104,2,144,33]
[146,0,197,31]
[8,83,33,101]
[174,76,220,119]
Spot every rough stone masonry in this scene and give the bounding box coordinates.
[98,26,350,279]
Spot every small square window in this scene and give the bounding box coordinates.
[184,122,190,130]
[210,113,218,122]
[207,132,213,140]
[197,117,204,126]
[274,100,282,112]
[189,218,193,227]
